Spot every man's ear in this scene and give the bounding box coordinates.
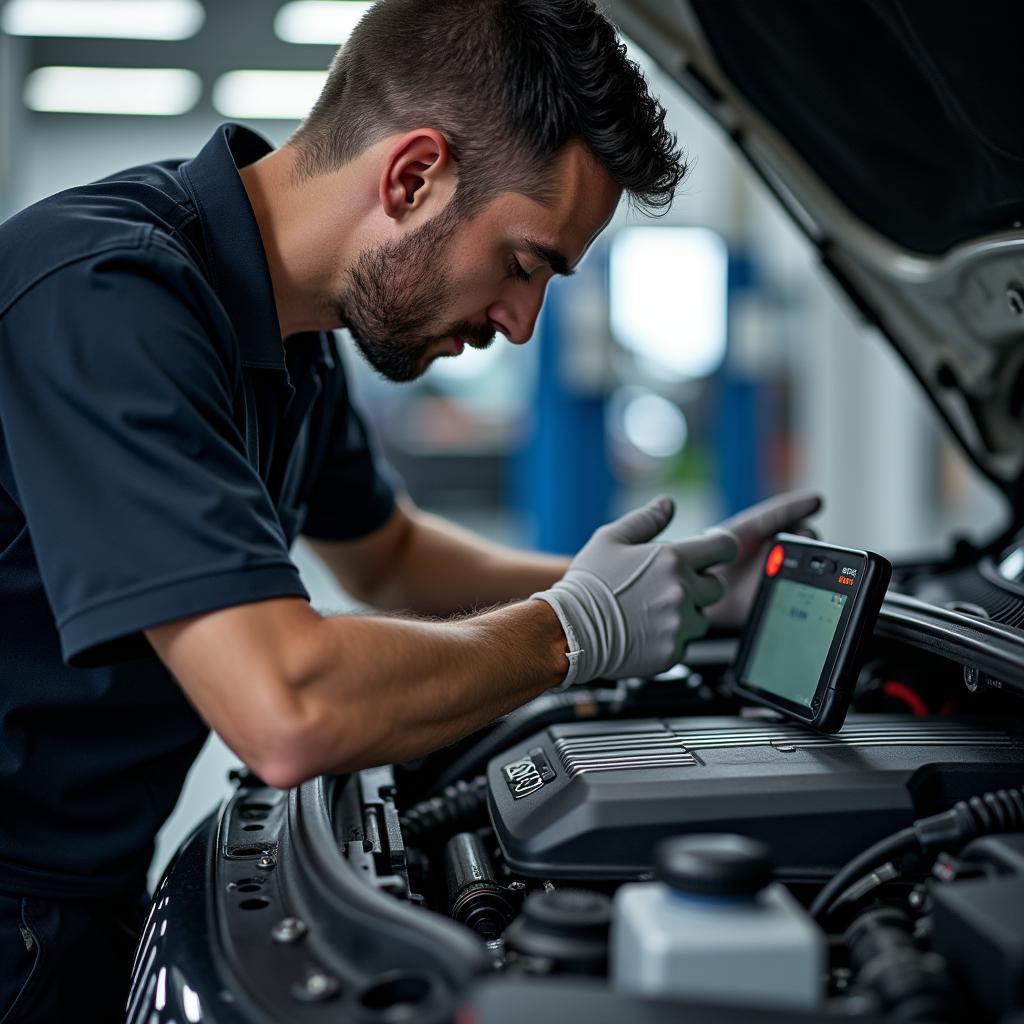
[379,129,454,221]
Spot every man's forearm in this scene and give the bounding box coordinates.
[291,598,567,774]
[148,594,568,788]
[331,505,570,616]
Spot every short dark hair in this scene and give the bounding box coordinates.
[289,0,687,217]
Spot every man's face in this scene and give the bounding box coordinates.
[331,142,621,381]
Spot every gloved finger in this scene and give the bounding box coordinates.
[675,605,709,662]
[793,524,819,541]
[601,495,675,545]
[717,490,823,559]
[680,565,725,608]
[673,527,739,570]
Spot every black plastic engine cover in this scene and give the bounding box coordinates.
[487,715,1024,880]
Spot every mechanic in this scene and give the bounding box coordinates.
[0,0,818,1018]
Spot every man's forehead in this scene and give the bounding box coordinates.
[543,147,619,216]
[502,161,621,270]
[548,147,620,261]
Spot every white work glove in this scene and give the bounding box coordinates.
[533,496,739,688]
[705,490,824,630]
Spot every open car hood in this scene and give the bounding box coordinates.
[608,0,1024,514]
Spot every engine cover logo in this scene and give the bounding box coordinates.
[502,747,555,799]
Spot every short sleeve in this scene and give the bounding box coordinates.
[0,241,308,667]
[299,340,398,541]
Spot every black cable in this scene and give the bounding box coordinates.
[811,784,1024,922]
[809,827,917,921]
[827,861,900,920]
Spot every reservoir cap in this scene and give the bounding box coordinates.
[654,834,773,897]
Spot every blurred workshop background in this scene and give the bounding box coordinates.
[0,0,1006,885]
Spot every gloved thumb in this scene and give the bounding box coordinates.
[602,495,675,544]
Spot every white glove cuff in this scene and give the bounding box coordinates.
[531,590,585,691]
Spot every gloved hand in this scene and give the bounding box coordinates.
[533,496,738,688]
[705,490,824,630]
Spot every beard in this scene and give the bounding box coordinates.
[331,207,496,382]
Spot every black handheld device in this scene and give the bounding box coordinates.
[729,533,891,733]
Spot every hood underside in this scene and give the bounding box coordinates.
[609,0,1024,514]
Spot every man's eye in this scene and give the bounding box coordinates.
[508,257,532,283]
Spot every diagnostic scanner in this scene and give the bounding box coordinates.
[729,533,891,732]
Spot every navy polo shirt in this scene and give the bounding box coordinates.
[0,123,396,898]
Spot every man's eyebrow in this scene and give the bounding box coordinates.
[524,238,575,277]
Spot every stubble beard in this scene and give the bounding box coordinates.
[332,208,496,382]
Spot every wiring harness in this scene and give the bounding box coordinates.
[810,785,1024,921]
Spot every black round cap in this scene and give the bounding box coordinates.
[522,889,612,940]
[505,889,611,972]
[654,834,773,897]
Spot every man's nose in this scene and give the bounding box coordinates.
[487,291,545,346]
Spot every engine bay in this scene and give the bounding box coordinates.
[132,551,1024,1024]
[316,594,1024,1022]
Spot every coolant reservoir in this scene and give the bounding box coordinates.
[611,834,825,1008]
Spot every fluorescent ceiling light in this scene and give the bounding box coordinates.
[24,66,202,116]
[212,69,326,120]
[274,1,373,45]
[1,0,204,40]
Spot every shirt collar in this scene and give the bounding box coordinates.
[179,123,287,370]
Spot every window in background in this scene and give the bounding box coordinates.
[610,226,728,382]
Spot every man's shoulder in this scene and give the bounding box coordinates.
[0,158,206,320]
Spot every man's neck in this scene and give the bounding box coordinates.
[239,146,350,340]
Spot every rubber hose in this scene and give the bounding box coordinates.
[400,775,489,843]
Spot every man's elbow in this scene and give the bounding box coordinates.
[246,691,371,790]
[150,597,364,789]
[256,756,316,793]
[250,715,331,790]
[255,735,373,791]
